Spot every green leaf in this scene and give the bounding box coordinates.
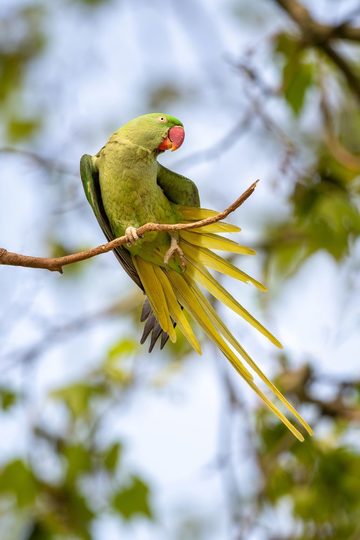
[274,32,298,58]
[103,442,122,473]
[0,386,19,410]
[49,487,95,539]
[7,117,41,142]
[274,32,313,115]
[0,459,37,507]
[112,476,152,520]
[107,338,139,361]
[103,338,139,385]
[282,59,313,115]
[63,444,92,485]
[51,382,106,418]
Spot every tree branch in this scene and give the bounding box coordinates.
[274,0,360,43]
[273,0,360,102]
[0,181,258,273]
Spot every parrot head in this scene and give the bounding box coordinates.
[120,113,185,154]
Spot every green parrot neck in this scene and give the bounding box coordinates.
[107,132,155,161]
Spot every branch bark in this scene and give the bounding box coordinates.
[0,181,258,273]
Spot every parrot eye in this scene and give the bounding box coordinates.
[158,115,167,123]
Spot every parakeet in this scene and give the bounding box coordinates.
[80,113,312,441]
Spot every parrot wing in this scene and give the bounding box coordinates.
[80,154,143,289]
[80,155,179,352]
[156,163,200,207]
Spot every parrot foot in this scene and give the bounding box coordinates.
[164,234,187,270]
[125,226,140,246]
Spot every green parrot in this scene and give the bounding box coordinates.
[80,112,312,441]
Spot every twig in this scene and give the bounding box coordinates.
[0,181,258,273]
[0,147,77,177]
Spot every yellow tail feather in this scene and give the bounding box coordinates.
[186,277,313,436]
[180,231,255,255]
[133,257,176,342]
[169,272,306,441]
[132,210,311,440]
[184,254,282,349]
[152,266,201,354]
[177,206,220,219]
[185,222,241,234]
[181,241,267,292]
[168,271,254,383]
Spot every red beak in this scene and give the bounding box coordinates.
[158,125,185,152]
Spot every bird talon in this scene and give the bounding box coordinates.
[125,226,139,246]
[164,235,187,270]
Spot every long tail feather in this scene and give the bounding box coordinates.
[133,203,311,440]
[180,230,255,255]
[186,223,241,234]
[133,257,176,342]
[186,277,313,436]
[184,254,282,348]
[177,206,221,219]
[152,266,201,354]
[181,241,267,291]
[168,271,306,441]
[167,271,254,382]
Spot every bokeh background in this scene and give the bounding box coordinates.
[1,1,360,539]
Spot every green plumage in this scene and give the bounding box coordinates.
[80,113,312,441]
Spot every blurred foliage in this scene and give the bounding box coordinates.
[275,33,314,116]
[0,386,19,410]
[146,82,191,111]
[0,5,45,142]
[265,169,360,279]
[257,362,360,540]
[264,22,360,283]
[0,339,153,539]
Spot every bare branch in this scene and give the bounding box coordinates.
[0,181,258,273]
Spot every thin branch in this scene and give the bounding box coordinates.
[0,147,77,177]
[0,181,258,273]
